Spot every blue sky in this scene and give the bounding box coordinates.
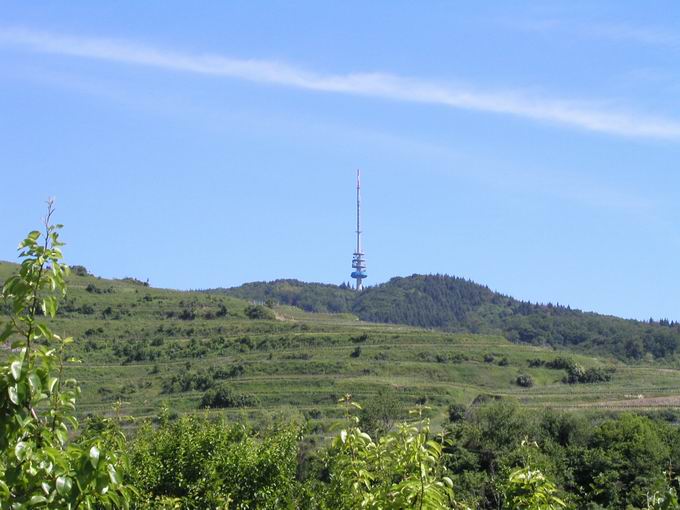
[1,2,680,321]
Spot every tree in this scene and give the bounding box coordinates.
[0,202,134,508]
[319,395,457,509]
[359,387,403,437]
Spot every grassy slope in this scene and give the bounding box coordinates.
[2,261,679,437]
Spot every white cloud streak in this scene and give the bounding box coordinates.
[518,19,680,50]
[2,27,680,141]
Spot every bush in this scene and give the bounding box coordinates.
[79,303,95,314]
[129,414,301,509]
[563,364,613,384]
[245,304,276,320]
[358,388,402,437]
[545,357,575,370]
[448,403,467,422]
[516,374,534,388]
[350,346,362,358]
[351,333,369,343]
[178,307,196,320]
[70,264,89,276]
[200,384,258,408]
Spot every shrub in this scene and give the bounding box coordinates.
[351,333,369,343]
[129,414,301,509]
[350,346,362,358]
[200,384,258,408]
[358,388,402,437]
[563,364,613,384]
[516,374,534,388]
[448,403,467,422]
[120,276,149,287]
[69,264,89,276]
[79,303,95,314]
[545,357,575,370]
[178,307,196,321]
[484,354,495,363]
[245,304,276,320]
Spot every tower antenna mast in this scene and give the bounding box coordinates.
[350,169,367,291]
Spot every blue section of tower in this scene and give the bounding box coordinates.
[351,169,366,291]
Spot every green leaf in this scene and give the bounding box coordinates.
[107,463,121,485]
[89,446,100,469]
[36,323,52,340]
[48,376,59,394]
[358,432,372,442]
[10,360,22,380]
[28,372,42,395]
[42,296,57,319]
[28,495,47,506]
[0,322,13,342]
[56,476,72,496]
[55,427,68,445]
[8,385,19,405]
[15,441,28,461]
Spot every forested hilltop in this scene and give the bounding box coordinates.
[219,274,680,361]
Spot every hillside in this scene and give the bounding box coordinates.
[3,260,680,435]
[220,274,680,361]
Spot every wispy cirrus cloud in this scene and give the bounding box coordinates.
[2,27,680,141]
[586,23,680,48]
[516,18,680,49]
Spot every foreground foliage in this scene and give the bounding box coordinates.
[129,413,299,509]
[0,203,133,508]
[316,396,457,509]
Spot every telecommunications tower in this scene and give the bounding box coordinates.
[350,169,367,291]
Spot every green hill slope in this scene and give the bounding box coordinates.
[3,261,680,434]
[221,274,680,361]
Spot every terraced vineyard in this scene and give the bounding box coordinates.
[3,261,680,435]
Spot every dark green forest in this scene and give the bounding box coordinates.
[219,275,680,361]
